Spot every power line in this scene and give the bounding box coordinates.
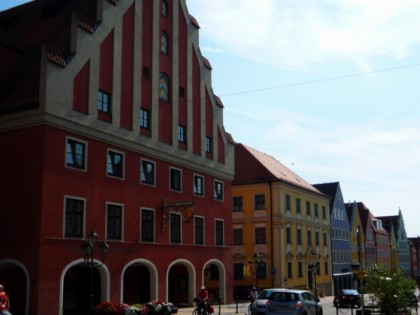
[219,62,420,97]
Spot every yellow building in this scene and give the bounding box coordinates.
[345,201,366,287]
[232,144,332,298]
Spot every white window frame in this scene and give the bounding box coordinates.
[65,136,88,171]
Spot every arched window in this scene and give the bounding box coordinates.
[162,0,168,16]
[161,31,168,55]
[159,72,169,101]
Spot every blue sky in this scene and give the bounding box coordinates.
[2,1,420,237]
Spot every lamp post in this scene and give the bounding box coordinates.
[81,229,109,309]
[249,253,264,290]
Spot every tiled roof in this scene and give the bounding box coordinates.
[190,15,200,29]
[202,56,212,70]
[75,13,94,34]
[237,144,323,194]
[45,45,66,68]
[225,132,235,144]
[214,95,224,108]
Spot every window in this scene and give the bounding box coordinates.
[162,0,168,16]
[107,150,124,178]
[170,213,181,244]
[193,175,204,196]
[296,198,301,213]
[297,228,302,245]
[256,261,267,279]
[194,216,204,245]
[98,90,111,113]
[307,230,312,246]
[140,108,150,129]
[298,262,303,277]
[254,194,265,210]
[161,31,168,55]
[205,137,212,153]
[179,86,185,97]
[287,262,293,278]
[325,261,328,275]
[66,138,86,170]
[255,227,266,244]
[233,229,243,245]
[306,201,311,216]
[142,66,150,79]
[314,204,319,217]
[286,195,291,210]
[234,263,244,280]
[232,196,243,211]
[214,180,223,200]
[107,204,122,240]
[170,168,182,192]
[141,209,154,242]
[322,206,326,219]
[323,232,328,246]
[286,226,291,244]
[215,220,224,246]
[315,231,319,246]
[65,198,84,238]
[159,72,169,101]
[178,124,186,143]
[141,160,155,185]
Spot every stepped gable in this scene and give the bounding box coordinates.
[234,143,323,195]
[0,0,98,113]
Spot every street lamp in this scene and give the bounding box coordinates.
[81,229,109,308]
[249,253,265,290]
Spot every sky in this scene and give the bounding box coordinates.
[2,1,420,237]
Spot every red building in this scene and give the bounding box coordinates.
[0,1,234,314]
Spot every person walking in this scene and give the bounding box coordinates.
[0,285,12,315]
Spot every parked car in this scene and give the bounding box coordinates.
[264,289,323,315]
[333,289,361,308]
[250,288,288,315]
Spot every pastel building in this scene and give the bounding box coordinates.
[232,144,332,297]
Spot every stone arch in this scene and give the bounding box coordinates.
[203,259,226,303]
[120,259,158,303]
[0,259,30,315]
[59,258,110,315]
[167,259,196,306]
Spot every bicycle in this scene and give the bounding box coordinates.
[192,297,209,315]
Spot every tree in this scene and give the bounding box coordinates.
[364,264,416,315]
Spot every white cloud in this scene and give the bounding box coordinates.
[187,0,420,70]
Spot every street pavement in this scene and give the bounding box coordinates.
[177,295,335,315]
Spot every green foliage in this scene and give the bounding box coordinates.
[364,264,416,315]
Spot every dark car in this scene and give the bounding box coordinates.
[265,290,322,315]
[333,289,361,308]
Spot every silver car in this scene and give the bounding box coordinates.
[265,289,322,315]
[250,288,288,315]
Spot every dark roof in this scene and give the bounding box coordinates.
[313,182,339,211]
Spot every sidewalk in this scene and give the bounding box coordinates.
[177,296,335,315]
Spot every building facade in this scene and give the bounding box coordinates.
[232,144,332,297]
[378,210,411,277]
[0,1,234,314]
[314,182,353,295]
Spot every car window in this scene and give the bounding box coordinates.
[269,292,298,302]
